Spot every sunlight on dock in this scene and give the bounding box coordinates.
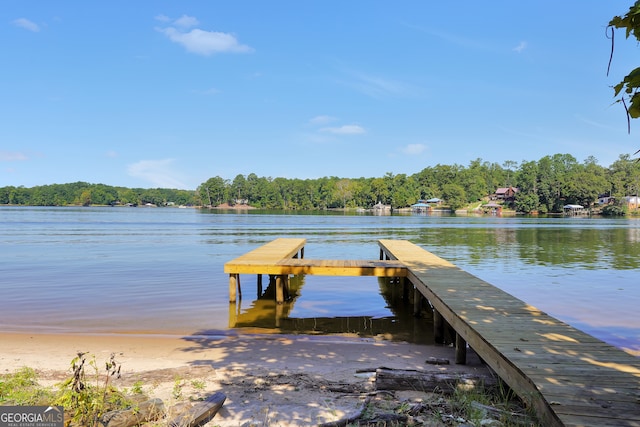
[224,238,640,426]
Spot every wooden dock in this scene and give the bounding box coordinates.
[378,239,640,427]
[224,238,640,426]
[224,238,406,303]
[224,238,306,302]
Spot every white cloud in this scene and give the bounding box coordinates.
[401,143,426,155]
[154,14,171,23]
[157,15,253,56]
[309,115,336,125]
[513,41,527,53]
[320,125,366,135]
[13,18,40,32]
[174,15,199,29]
[127,159,188,189]
[0,151,28,161]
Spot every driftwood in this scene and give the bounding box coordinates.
[375,368,497,393]
[425,357,450,365]
[102,398,165,427]
[167,391,226,427]
[317,397,371,427]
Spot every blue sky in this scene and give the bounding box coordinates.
[1,1,638,190]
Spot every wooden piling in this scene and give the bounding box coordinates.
[433,309,444,344]
[455,333,467,365]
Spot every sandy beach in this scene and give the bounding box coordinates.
[0,331,493,426]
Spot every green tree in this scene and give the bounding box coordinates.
[502,160,518,187]
[515,193,540,213]
[334,178,354,208]
[608,154,640,199]
[370,177,389,205]
[459,165,487,203]
[231,174,247,204]
[514,160,540,213]
[79,189,92,206]
[441,183,467,210]
[608,2,640,130]
[536,154,578,212]
[564,157,608,208]
[199,176,226,207]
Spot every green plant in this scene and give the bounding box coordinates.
[172,377,184,400]
[129,380,145,395]
[55,352,130,427]
[0,366,55,405]
[602,204,627,216]
[190,379,206,391]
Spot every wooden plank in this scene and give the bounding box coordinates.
[378,239,640,427]
[228,257,407,277]
[224,238,306,273]
[275,258,407,277]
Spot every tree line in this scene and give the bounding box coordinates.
[0,181,196,207]
[2,152,640,213]
[199,153,639,213]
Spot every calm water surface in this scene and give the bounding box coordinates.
[1,206,638,355]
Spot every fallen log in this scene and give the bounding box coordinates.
[167,391,226,427]
[375,368,497,393]
[425,357,450,365]
[102,398,165,427]
[317,397,371,427]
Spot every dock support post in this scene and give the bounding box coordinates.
[433,309,444,344]
[455,333,467,365]
[257,274,263,297]
[300,247,304,259]
[413,288,422,316]
[380,248,384,260]
[229,274,241,302]
[275,275,289,304]
[228,300,239,328]
[402,277,409,301]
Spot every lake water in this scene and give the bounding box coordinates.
[1,206,638,355]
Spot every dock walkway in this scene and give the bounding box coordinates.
[378,239,640,427]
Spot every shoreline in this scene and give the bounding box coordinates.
[0,330,486,374]
[0,331,493,425]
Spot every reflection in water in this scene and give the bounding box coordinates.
[1,207,638,354]
[230,276,436,344]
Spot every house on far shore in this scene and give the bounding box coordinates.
[482,202,503,216]
[425,197,442,205]
[624,196,640,210]
[598,195,614,205]
[411,202,431,213]
[492,187,519,202]
[598,195,639,209]
[372,202,391,212]
[563,204,588,216]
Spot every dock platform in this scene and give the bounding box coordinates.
[224,238,406,303]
